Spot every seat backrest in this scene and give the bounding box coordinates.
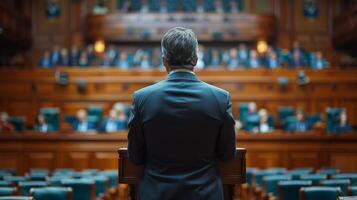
[333,174,357,186]
[18,181,48,196]
[317,168,340,176]
[0,197,33,200]
[263,175,291,197]
[0,188,16,197]
[0,181,12,187]
[300,174,328,186]
[320,179,350,195]
[3,176,28,186]
[91,176,109,197]
[300,186,341,200]
[61,179,95,200]
[278,180,312,200]
[287,168,313,180]
[252,169,285,187]
[101,170,118,189]
[349,186,357,196]
[30,186,72,200]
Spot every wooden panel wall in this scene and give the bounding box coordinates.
[0,69,356,127]
[0,132,357,174]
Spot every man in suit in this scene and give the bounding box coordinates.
[128,27,236,200]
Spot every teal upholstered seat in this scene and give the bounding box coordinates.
[278,180,312,200]
[333,174,357,186]
[338,197,357,200]
[101,170,118,189]
[300,174,328,186]
[0,197,33,200]
[245,168,258,187]
[18,181,48,196]
[47,176,70,187]
[0,172,11,180]
[320,179,350,195]
[91,176,109,197]
[0,181,12,187]
[0,187,16,196]
[252,169,286,188]
[263,175,291,197]
[300,186,341,200]
[317,168,340,176]
[28,172,48,181]
[30,187,72,200]
[350,186,357,195]
[287,168,313,180]
[52,169,74,177]
[3,176,28,186]
[61,179,95,200]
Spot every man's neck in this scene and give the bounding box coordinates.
[169,68,195,75]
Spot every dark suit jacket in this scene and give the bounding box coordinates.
[128,71,236,200]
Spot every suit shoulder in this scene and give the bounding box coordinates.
[133,80,165,100]
[201,81,230,98]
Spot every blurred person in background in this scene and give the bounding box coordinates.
[106,45,118,65]
[38,50,53,68]
[195,45,206,69]
[208,49,221,67]
[69,45,80,66]
[237,44,249,67]
[333,110,353,133]
[257,109,273,133]
[139,53,152,70]
[73,109,95,133]
[0,112,14,132]
[51,45,61,66]
[78,52,89,67]
[34,114,54,133]
[86,44,96,65]
[311,51,328,70]
[247,50,262,69]
[99,53,112,68]
[115,51,130,69]
[101,109,127,133]
[288,109,310,133]
[265,51,280,69]
[224,48,239,69]
[289,50,306,68]
[58,48,70,66]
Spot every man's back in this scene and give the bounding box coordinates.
[128,71,236,200]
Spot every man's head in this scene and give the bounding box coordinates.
[161,27,198,72]
[77,109,87,122]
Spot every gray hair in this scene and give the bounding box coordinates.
[161,27,198,68]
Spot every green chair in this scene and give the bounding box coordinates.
[320,179,350,195]
[8,117,25,132]
[0,197,33,200]
[326,108,343,134]
[238,103,249,125]
[0,181,12,187]
[47,176,67,187]
[30,187,72,200]
[91,176,109,198]
[263,175,292,198]
[18,181,48,196]
[52,169,74,177]
[317,168,340,176]
[3,176,28,186]
[287,168,313,180]
[300,174,328,186]
[87,106,103,125]
[300,186,341,200]
[0,188,16,196]
[40,108,60,131]
[0,172,11,180]
[101,170,118,189]
[28,171,48,181]
[278,106,294,125]
[252,168,286,188]
[61,179,95,200]
[278,180,312,200]
[245,168,258,187]
[349,186,357,195]
[333,174,357,186]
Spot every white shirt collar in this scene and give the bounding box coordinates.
[169,69,195,75]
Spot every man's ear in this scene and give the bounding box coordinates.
[191,56,198,67]
[163,57,170,73]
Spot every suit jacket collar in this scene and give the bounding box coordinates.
[166,71,198,81]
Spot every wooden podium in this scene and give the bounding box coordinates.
[118,148,246,200]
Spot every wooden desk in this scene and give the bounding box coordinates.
[118,148,246,200]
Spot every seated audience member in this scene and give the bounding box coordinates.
[224,48,240,69]
[0,112,14,132]
[291,41,305,56]
[196,46,206,69]
[51,45,61,66]
[73,109,95,133]
[58,48,70,66]
[113,102,129,119]
[237,44,249,67]
[34,115,54,133]
[38,50,53,68]
[69,45,80,66]
[265,51,280,69]
[247,50,262,68]
[99,54,112,68]
[289,50,306,68]
[106,45,118,65]
[101,109,126,133]
[257,109,273,133]
[78,52,89,67]
[333,110,353,133]
[248,102,258,116]
[139,53,152,70]
[311,51,328,70]
[115,51,130,69]
[86,44,96,65]
[208,49,222,67]
[288,109,310,133]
